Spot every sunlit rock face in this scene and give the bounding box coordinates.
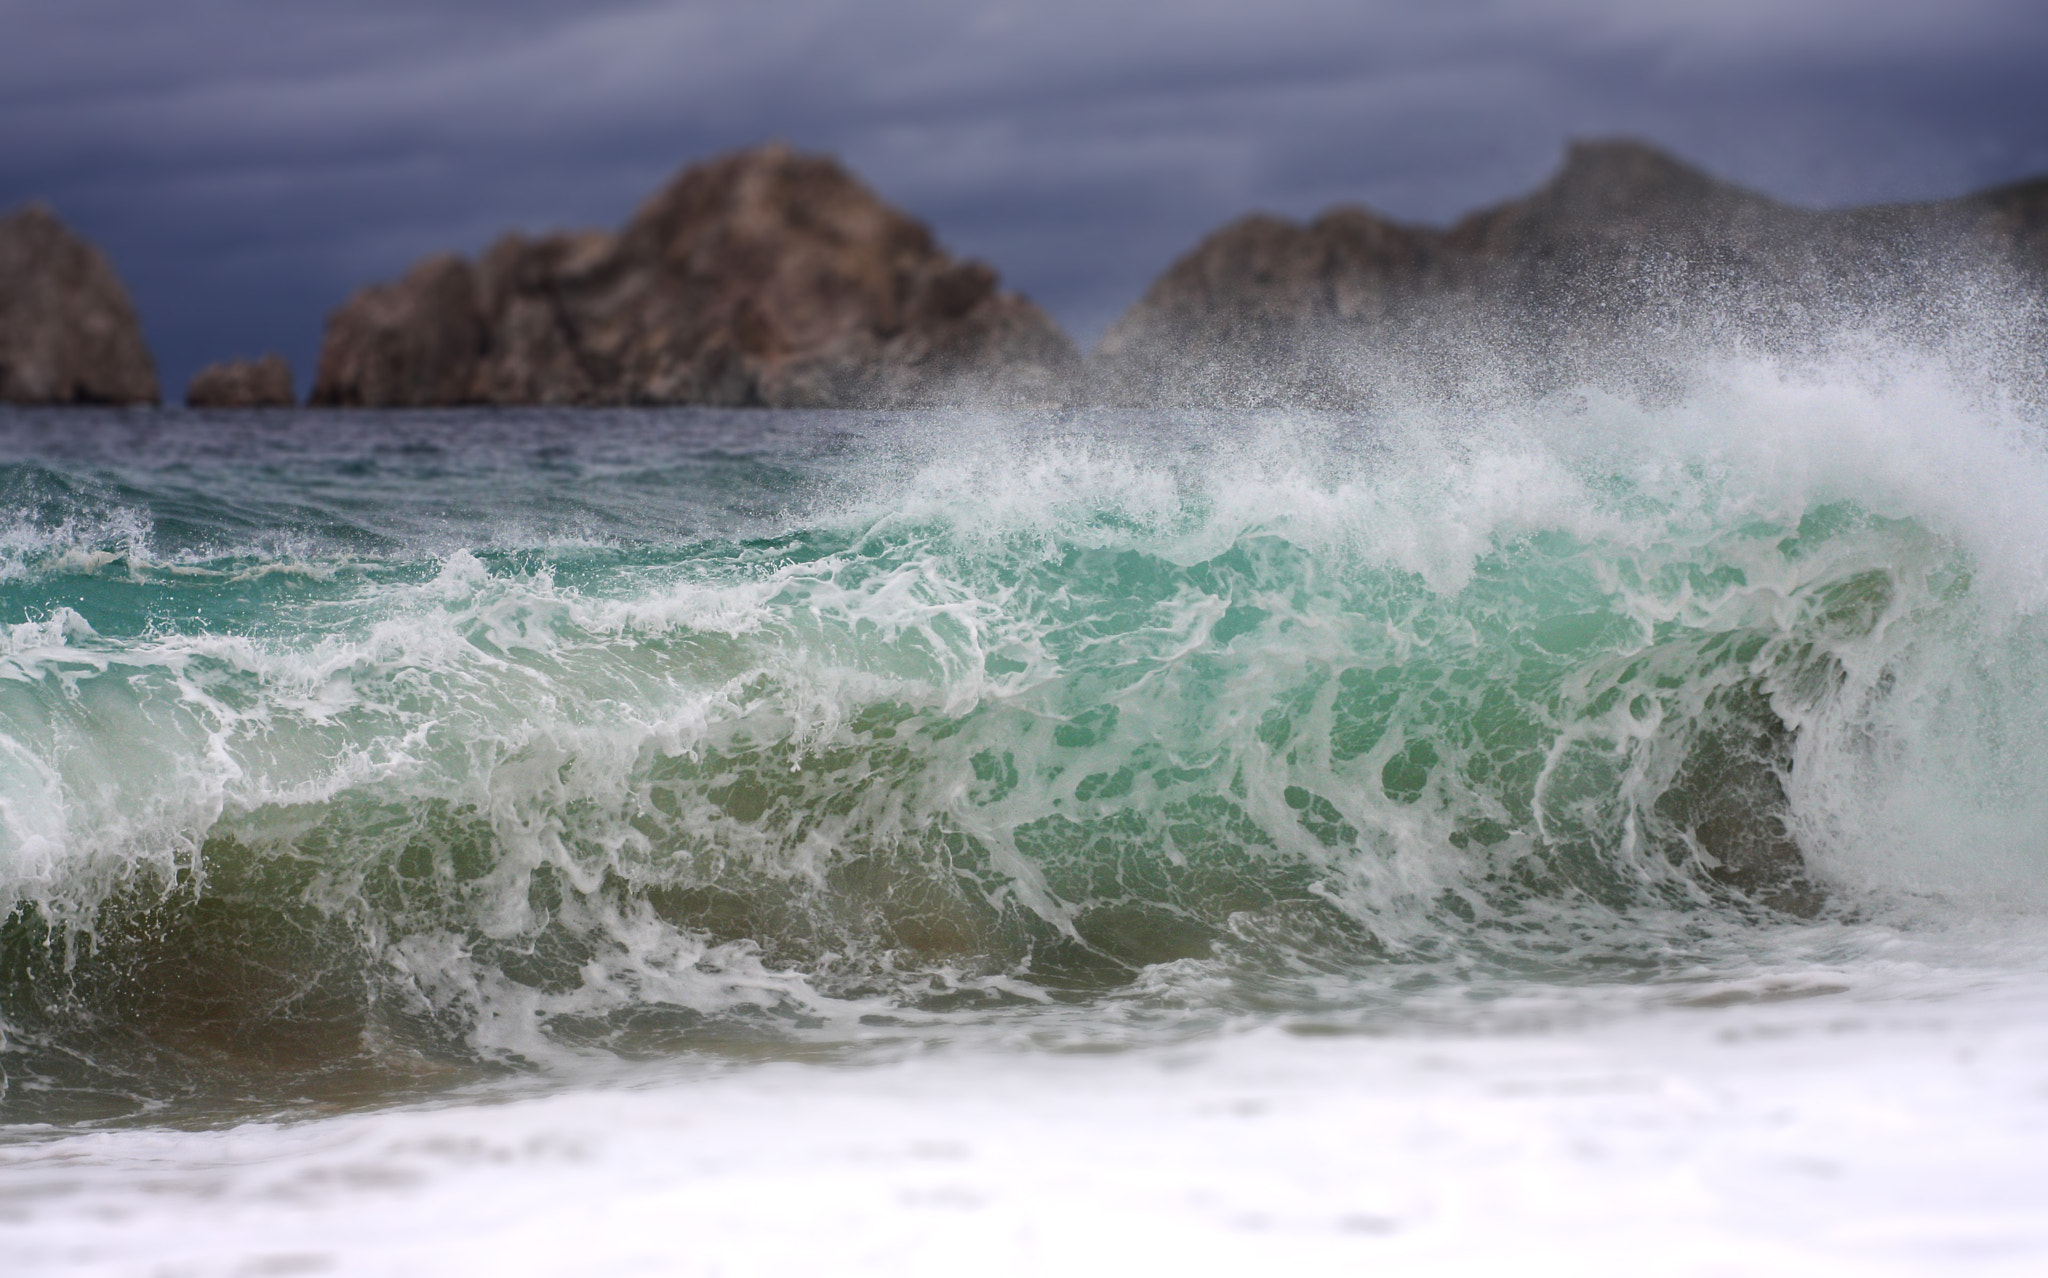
[0,203,159,405]
[1091,139,2048,408]
[311,144,1079,409]
[184,354,295,408]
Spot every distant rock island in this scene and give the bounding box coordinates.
[4,139,2047,412]
[0,203,158,405]
[1091,139,2048,407]
[310,143,1079,409]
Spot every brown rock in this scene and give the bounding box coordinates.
[310,254,484,407]
[466,230,610,405]
[1093,139,2047,406]
[0,203,159,405]
[1950,174,2048,277]
[1091,208,1444,407]
[185,354,295,408]
[312,144,1078,408]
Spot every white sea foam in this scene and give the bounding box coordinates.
[8,940,2048,1276]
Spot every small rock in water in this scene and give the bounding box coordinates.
[185,354,296,408]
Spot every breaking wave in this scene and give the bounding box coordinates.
[4,364,2048,1121]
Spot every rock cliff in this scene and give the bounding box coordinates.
[312,144,1078,408]
[185,354,295,408]
[0,204,159,405]
[1093,140,2048,406]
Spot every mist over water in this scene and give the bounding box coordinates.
[2,349,2048,1135]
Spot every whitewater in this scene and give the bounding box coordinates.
[4,353,2048,1273]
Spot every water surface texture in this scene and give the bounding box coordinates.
[4,381,2048,1271]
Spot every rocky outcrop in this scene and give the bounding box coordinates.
[1093,140,2048,406]
[1947,173,2048,279]
[0,204,159,405]
[312,255,486,408]
[185,354,295,408]
[312,144,1078,408]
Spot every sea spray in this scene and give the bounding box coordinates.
[0,363,2045,1121]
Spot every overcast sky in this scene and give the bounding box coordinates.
[5,0,2047,396]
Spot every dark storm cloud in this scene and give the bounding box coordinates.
[4,0,2046,396]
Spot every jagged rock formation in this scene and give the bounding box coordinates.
[0,204,159,405]
[185,354,295,408]
[1093,140,2048,407]
[312,144,1078,408]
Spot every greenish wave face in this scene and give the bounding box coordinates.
[3,386,2047,1122]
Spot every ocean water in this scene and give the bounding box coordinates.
[4,365,2048,1273]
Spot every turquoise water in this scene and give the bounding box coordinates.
[4,375,2047,1128]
